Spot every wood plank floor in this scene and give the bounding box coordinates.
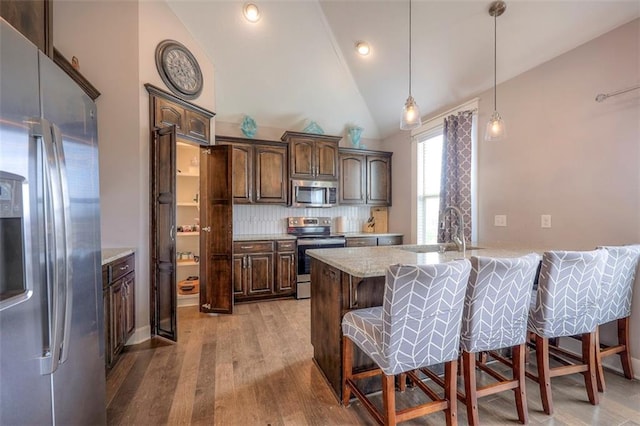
[107,299,640,425]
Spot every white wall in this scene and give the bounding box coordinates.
[55,0,217,344]
[383,18,640,374]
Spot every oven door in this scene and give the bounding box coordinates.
[296,238,346,298]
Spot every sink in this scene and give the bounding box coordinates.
[399,244,483,253]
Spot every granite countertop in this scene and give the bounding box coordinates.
[102,248,135,265]
[233,234,297,242]
[342,232,404,238]
[306,244,544,278]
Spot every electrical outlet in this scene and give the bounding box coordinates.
[541,214,552,228]
[494,215,507,227]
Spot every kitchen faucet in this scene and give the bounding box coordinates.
[442,206,466,253]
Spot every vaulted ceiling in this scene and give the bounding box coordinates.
[167,1,639,140]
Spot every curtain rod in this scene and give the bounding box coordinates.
[595,84,640,102]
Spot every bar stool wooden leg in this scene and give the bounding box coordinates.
[382,373,397,426]
[444,359,458,426]
[462,351,479,426]
[342,336,353,407]
[398,373,407,392]
[535,335,553,415]
[594,325,606,393]
[618,317,634,380]
[513,344,528,424]
[583,331,599,406]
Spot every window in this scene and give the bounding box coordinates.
[416,131,443,244]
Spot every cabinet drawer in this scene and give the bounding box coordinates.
[111,254,135,282]
[276,240,296,252]
[234,241,274,253]
[377,236,403,246]
[346,237,377,247]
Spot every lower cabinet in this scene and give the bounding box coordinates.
[234,240,296,302]
[103,253,135,370]
[345,235,403,248]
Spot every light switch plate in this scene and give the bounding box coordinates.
[541,214,552,228]
[494,215,507,227]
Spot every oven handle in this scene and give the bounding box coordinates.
[297,238,346,247]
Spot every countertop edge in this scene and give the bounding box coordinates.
[102,248,135,265]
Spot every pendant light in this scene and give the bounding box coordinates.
[400,0,421,130]
[485,1,507,141]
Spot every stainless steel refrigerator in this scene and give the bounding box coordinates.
[0,19,106,425]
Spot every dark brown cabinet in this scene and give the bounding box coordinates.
[147,84,213,144]
[1,0,52,56]
[217,136,288,205]
[281,131,340,181]
[103,253,135,370]
[339,149,392,206]
[233,239,297,302]
[275,240,296,296]
[345,235,403,247]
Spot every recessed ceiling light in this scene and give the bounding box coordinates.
[355,41,370,56]
[243,3,261,23]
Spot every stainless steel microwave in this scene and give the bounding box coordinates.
[291,179,338,208]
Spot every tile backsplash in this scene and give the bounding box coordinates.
[233,205,373,235]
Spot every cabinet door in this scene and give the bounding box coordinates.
[276,252,296,295]
[346,237,377,247]
[232,255,245,296]
[109,281,124,360]
[103,287,111,367]
[246,253,274,296]
[290,138,315,178]
[0,0,52,56]
[185,109,210,143]
[154,97,185,135]
[316,140,339,180]
[367,154,392,206]
[223,143,253,204]
[339,153,366,204]
[255,145,287,204]
[123,273,135,339]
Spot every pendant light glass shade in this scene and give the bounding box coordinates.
[485,1,506,141]
[400,0,421,130]
[485,110,506,140]
[401,95,421,130]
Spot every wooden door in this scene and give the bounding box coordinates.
[123,273,135,338]
[339,152,366,204]
[276,251,296,294]
[154,97,185,136]
[290,137,314,178]
[315,140,339,180]
[228,143,253,203]
[200,145,234,314]
[184,109,210,143]
[232,254,246,296]
[151,126,177,341]
[109,281,124,359]
[246,253,274,296]
[367,154,392,206]
[255,144,287,204]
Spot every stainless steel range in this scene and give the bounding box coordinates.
[287,217,346,299]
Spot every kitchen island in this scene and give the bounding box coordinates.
[307,244,541,400]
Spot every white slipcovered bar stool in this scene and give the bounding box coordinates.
[341,260,471,426]
[527,250,607,415]
[459,253,541,425]
[593,244,640,391]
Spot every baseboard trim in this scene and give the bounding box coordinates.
[126,325,151,346]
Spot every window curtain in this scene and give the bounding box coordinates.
[437,111,473,243]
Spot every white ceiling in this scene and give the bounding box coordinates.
[167,0,639,140]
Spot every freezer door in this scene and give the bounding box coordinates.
[0,19,53,426]
[39,51,106,425]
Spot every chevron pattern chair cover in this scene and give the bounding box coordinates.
[342,259,471,376]
[461,253,541,352]
[528,250,607,338]
[597,245,640,324]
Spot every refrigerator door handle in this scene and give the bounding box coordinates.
[51,124,73,366]
[34,119,68,375]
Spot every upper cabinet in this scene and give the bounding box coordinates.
[281,131,340,181]
[146,84,215,145]
[1,0,52,56]
[339,149,392,206]
[216,135,288,205]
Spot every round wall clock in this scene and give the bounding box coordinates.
[155,40,203,100]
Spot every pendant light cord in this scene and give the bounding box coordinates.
[408,0,412,96]
[493,11,497,111]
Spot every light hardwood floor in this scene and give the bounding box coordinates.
[107,299,640,425]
